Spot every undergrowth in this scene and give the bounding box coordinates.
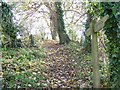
[1,41,109,88]
[1,47,47,88]
[63,41,109,87]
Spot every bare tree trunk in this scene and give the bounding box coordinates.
[44,2,58,40]
[50,10,58,40]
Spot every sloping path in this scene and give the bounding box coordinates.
[43,40,92,88]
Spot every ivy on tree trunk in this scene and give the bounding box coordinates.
[55,2,70,44]
[0,2,18,48]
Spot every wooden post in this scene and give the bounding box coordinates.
[91,20,100,88]
[85,15,109,88]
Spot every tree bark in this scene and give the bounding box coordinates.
[44,2,58,40]
[55,2,70,44]
[50,10,58,40]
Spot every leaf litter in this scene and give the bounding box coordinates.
[42,40,93,88]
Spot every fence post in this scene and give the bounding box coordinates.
[85,15,109,88]
[91,20,100,88]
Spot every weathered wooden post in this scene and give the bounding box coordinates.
[85,15,109,88]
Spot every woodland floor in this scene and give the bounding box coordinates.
[42,40,92,88]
